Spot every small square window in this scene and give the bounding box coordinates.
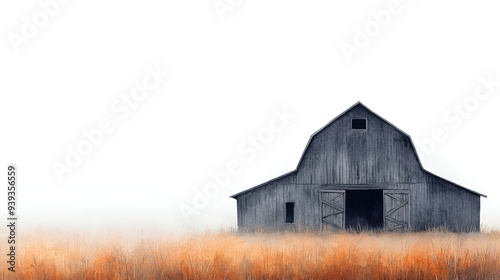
[352,119,367,130]
[285,202,294,223]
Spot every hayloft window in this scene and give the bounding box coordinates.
[285,202,295,223]
[352,119,367,130]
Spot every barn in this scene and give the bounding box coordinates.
[231,102,486,232]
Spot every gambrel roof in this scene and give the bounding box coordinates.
[231,102,486,198]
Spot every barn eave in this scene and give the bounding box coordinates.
[230,171,296,199]
[425,170,487,198]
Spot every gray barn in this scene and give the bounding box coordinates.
[231,102,486,232]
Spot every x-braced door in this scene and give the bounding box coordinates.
[383,191,410,231]
[320,190,345,230]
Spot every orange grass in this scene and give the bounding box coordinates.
[1,229,499,279]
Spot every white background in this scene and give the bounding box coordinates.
[0,0,499,232]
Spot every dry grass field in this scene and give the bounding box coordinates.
[1,228,499,280]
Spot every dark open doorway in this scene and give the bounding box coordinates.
[345,190,383,230]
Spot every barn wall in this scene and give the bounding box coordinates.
[426,176,480,231]
[237,183,322,231]
[408,183,429,231]
[237,182,434,231]
[237,179,479,231]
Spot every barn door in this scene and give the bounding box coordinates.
[320,190,345,230]
[383,191,410,231]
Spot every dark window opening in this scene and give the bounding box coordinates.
[285,202,294,223]
[345,190,383,230]
[352,119,367,130]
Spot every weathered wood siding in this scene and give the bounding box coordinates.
[234,103,482,232]
[426,175,480,231]
[295,105,424,185]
